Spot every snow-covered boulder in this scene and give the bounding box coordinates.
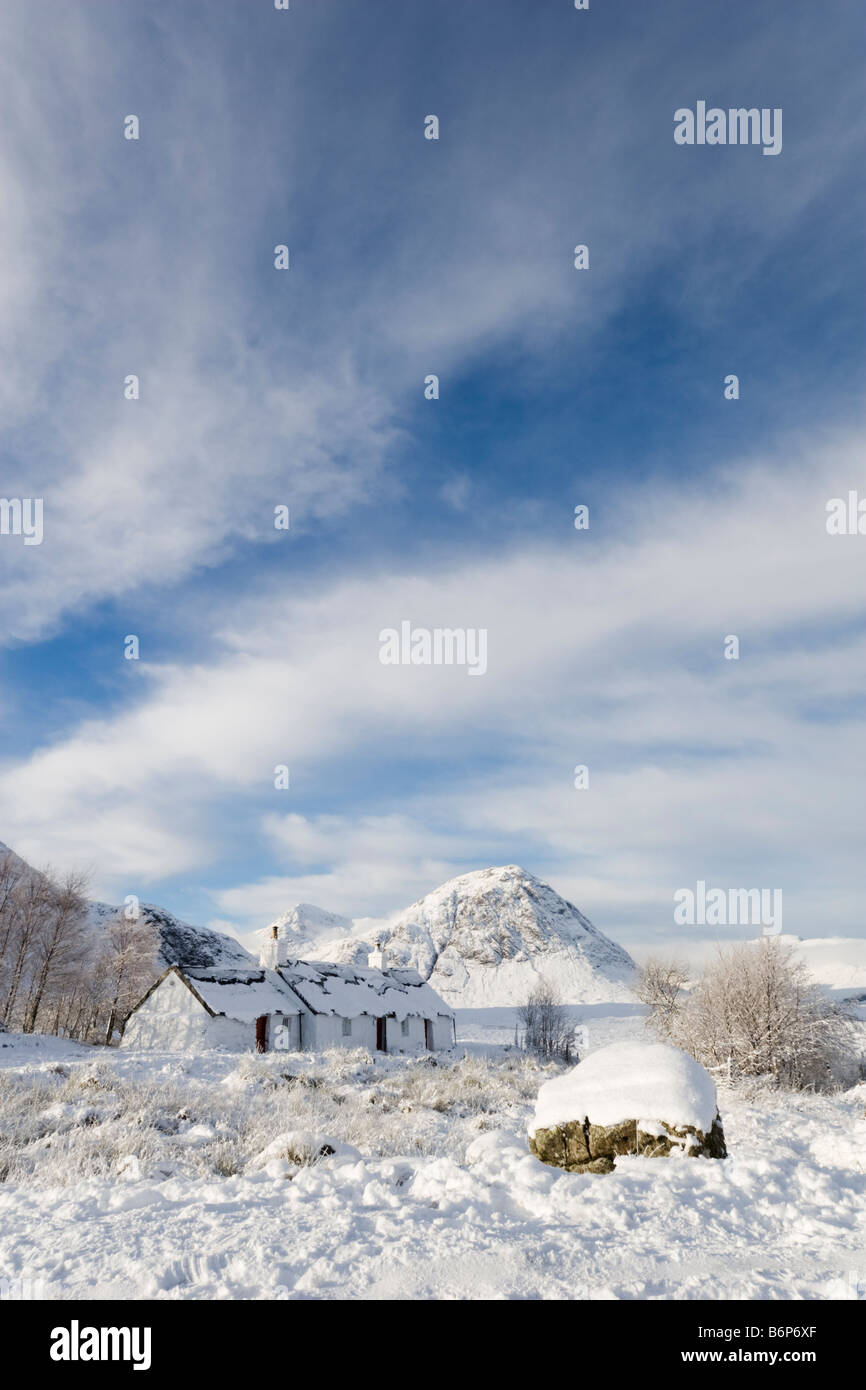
[528,1041,726,1173]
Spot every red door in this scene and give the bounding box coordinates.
[376,1017,387,1052]
[255,1015,267,1052]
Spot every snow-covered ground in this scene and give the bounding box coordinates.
[0,1014,864,1301]
[456,1002,648,1049]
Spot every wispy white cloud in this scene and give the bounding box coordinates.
[1,2,859,642]
[2,429,864,940]
[1,3,863,949]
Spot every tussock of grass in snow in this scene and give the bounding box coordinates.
[0,1048,558,1186]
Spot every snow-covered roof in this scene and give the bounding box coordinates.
[182,968,302,1023]
[277,959,454,1022]
[131,959,454,1026]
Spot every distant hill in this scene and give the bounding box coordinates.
[87,899,254,971]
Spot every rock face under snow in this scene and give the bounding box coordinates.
[88,901,254,972]
[364,866,636,1007]
[529,1042,726,1173]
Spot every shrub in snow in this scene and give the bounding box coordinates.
[528,1041,726,1173]
[639,938,861,1091]
[634,957,689,1031]
[516,979,578,1062]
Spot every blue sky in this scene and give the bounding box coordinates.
[0,0,864,951]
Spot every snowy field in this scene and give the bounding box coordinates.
[1,1013,865,1301]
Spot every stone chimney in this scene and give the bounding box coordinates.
[368,939,387,971]
[260,923,280,970]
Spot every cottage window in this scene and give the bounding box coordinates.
[342,1017,352,1037]
[401,1018,410,1037]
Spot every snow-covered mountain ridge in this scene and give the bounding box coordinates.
[265,865,638,1006]
[88,900,254,971]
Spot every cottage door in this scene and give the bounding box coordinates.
[424,1019,434,1050]
[255,1015,267,1052]
[376,1017,387,1052]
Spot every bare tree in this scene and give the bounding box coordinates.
[96,911,160,1044]
[0,852,24,1020]
[21,872,90,1033]
[0,852,161,1044]
[0,869,54,1026]
[518,979,578,1062]
[635,956,690,1037]
[657,938,859,1091]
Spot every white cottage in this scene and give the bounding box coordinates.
[121,943,455,1054]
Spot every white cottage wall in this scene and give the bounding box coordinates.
[207,1015,254,1050]
[385,1013,426,1053]
[303,1013,376,1051]
[346,1015,378,1051]
[310,1012,451,1054]
[268,1011,302,1051]
[121,973,249,1051]
[431,1017,455,1050]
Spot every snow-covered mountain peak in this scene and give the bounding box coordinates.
[265,902,354,942]
[251,866,636,1005]
[371,864,637,1006]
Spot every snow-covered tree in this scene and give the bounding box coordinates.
[0,852,160,1044]
[635,956,690,1037]
[644,938,858,1090]
[94,911,160,1044]
[0,856,91,1034]
[20,871,90,1033]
